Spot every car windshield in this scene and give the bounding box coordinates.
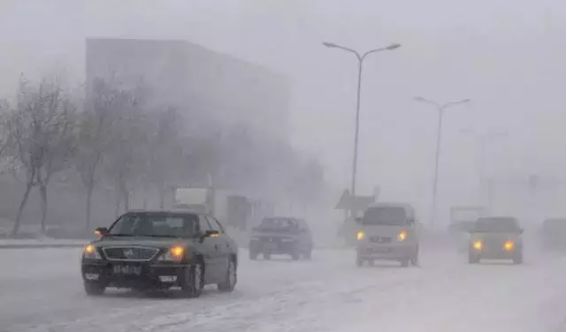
[257,218,298,231]
[474,218,520,232]
[109,213,199,238]
[362,207,408,226]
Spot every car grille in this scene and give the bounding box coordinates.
[102,246,160,261]
[369,236,392,244]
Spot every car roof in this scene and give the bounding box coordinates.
[125,209,203,216]
[366,203,415,215]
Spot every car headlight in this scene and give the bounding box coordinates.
[158,245,185,262]
[83,244,102,259]
[503,240,515,251]
[356,231,365,241]
[472,240,483,251]
[397,230,408,241]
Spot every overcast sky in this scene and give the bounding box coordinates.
[0,0,564,215]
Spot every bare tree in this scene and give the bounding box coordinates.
[147,107,185,208]
[0,100,9,167]
[6,77,76,236]
[102,80,151,215]
[76,77,123,230]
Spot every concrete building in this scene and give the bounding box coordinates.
[85,38,290,139]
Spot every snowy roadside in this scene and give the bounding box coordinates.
[0,238,88,249]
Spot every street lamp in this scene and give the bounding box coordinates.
[460,129,508,211]
[414,96,470,226]
[323,41,401,197]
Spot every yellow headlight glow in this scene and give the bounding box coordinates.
[170,246,185,258]
[398,230,408,241]
[473,240,483,251]
[84,244,96,254]
[356,231,365,241]
[503,240,515,251]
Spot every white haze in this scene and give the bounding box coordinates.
[0,0,564,220]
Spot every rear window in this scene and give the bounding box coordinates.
[474,218,520,232]
[362,207,408,226]
[257,218,298,231]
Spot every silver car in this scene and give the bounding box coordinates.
[355,203,419,267]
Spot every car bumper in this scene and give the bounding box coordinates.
[470,248,520,260]
[81,261,189,288]
[249,240,298,254]
[356,243,414,260]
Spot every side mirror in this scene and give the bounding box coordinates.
[94,227,109,238]
[518,228,524,234]
[355,217,362,224]
[408,218,415,224]
[201,230,220,240]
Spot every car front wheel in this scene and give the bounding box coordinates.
[513,251,523,264]
[84,281,106,296]
[181,262,204,298]
[249,250,258,260]
[218,259,237,292]
[468,253,480,264]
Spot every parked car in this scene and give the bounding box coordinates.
[468,216,523,264]
[81,210,238,297]
[249,217,313,260]
[355,203,419,267]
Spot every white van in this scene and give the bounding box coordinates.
[355,203,419,267]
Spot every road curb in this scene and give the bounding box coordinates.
[0,243,86,249]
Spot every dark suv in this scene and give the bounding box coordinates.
[249,217,313,260]
[81,210,238,297]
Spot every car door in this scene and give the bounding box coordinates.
[197,215,221,283]
[206,216,232,274]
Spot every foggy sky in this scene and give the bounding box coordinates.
[0,0,564,216]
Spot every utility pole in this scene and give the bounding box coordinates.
[323,41,400,197]
[414,97,470,226]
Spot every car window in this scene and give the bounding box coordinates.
[475,217,520,232]
[363,207,408,226]
[109,213,199,237]
[198,215,212,233]
[206,216,224,233]
[258,218,298,231]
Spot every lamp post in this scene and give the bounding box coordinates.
[323,41,400,197]
[414,97,470,226]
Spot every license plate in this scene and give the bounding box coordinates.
[113,265,142,275]
[372,247,391,253]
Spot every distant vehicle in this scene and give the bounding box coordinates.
[355,203,419,267]
[174,187,252,231]
[81,210,238,297]
[541,218,566,252]
[468,217,523,264]
[249,217,313,260]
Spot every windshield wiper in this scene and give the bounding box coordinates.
[138,234,181,238]
[109,233,134,237]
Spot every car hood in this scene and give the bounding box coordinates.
[94,236,195,248]
[359,225,410,237]
[470,232,521,242]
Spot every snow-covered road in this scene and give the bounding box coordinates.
[1,246,564,332]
